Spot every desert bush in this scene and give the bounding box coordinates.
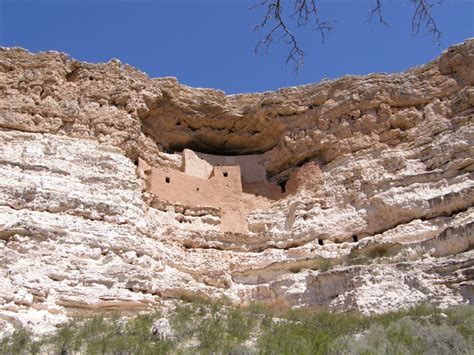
[40,312,173,355]
[0,302,471,354]
[328,305,474,355]
[226,307,256,342]
[257,309,368,355]
[172,299,257,353]
[445,304,474,341]
[329,317,471,355]
[319,258,332,272]
[346,244,397,267]
[0,328,39,355]
[197,312,226,352]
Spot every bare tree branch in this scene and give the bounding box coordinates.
[368,0,441,41]
[368,0,389,26]
[253,0,441,71]
[410,0,441,42]
[252,0,332,71]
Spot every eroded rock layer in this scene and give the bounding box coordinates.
[0,39,473,335]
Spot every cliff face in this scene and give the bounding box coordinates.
[0,39,473,335]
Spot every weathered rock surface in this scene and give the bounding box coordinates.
[0,39,473,335]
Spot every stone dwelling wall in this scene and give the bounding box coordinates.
[147,164,248,232]
[145,149,303,232]
[147,166,241,207]
[183,149,213,179]
[194,150,290,199]
[195,151,268,183]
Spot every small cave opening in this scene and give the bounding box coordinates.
[352,235,358,242]
[223,172,228,177]
[165,176,171,183]
[318,239,324,246]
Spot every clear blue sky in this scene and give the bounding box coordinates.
[1,0,473,94]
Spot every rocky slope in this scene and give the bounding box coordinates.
[0,39,473,335]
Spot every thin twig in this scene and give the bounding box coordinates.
[253,0,441,71]
[252,0,332,71]
[411,0,441,42]
[368,0,389,26]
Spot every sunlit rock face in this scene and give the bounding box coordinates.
[0,39,473,336]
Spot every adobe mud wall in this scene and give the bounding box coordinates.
[182,149,214,179]
[194,149,288,200]
[145,151,249,233]
[144,149,295,233]
[194,151,269,183]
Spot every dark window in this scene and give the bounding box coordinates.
[352,235,358,242]
[318,239,324,246]
[278,180,287,193]
[165,177,170,183]
[223,172,228,177]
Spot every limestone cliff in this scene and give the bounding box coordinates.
[0,39,473,335]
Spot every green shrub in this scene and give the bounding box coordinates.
[0,302,472,354]
[226,307,255,342]
[347,244,396,267]
[289,266,302,273]
[257,309,367,354]
[328,304,474,355]
[197,313,226,352]
[319,258,332,272]
[0,328,39,355]
[171,302,199,340]
[445,304,474,341]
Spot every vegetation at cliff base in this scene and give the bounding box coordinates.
[1,301,473,354]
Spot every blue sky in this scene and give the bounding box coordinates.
[1,0,473,93]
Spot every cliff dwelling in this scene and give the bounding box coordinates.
[140,149,295,233]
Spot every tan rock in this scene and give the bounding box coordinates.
[0,39,473,334]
